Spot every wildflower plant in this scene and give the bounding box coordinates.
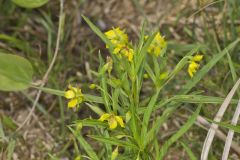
[1,1,240,160]
[65,16,206,160]
[1,14,239,159]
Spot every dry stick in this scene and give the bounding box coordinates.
[16,0,64,131]
[201,78,240,160]
[222,100,240,160]
[196,115,240,156]
[188,0,224,18]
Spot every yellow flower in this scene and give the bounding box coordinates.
[192,55,203,62]
[99,113,125,129]
[112,44,134,62]
[64,85,84,108]
[105,28,128,46]
[89,84,96,89]
[105,28,134,62]
[147,32,167,57]
[188,55,203,78]
[122,47,134,62]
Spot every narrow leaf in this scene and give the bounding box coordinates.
[159,106,201,159]
[69,127,99,160]
[89,135,138,149]
[181,142,197,160]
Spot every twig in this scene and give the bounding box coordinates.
[16,0,65,131]
[222,100,240,160]
[188,0,224,18]
[201,78,240,160]
[196,115,240,156]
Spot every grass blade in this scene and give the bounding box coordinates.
[73,119,108,128]
[222,100,240,160]
[141,89,160,147]
[82,15,113,50]
[138,94,239,114]
[69,127,99,160]
[7,139,16,160]
[181,142,197,160]
[88,135,138,149]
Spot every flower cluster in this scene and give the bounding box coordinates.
[147,32,167,57]
[188,54,203,78]
[64,85,84,108]
[99,113,125,129]
[105,28,134,62]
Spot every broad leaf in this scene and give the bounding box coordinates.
[12,0,48,8]
[0,53,33,91]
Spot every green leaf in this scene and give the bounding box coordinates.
[73,119,108,128]
[7,139,16,160]
[159,106,201,159]
[138,94,238,114]
[167,42,206,53]
[82,16,113,50]
[0,121,6,142]
[48,154,60,160]
[0,34,33,54]
[0,53,33,91]
[181,142,197,160]
[227,53,240,97]
[2,115,17,130]
[88,135,138,149]
[141,90,160,147]
[85,103,104,115]
[206,118,240,133]
[12,0,49,8]
[32,86,64,96]
[69,127,99,160]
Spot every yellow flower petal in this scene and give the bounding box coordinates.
[99,113,111,122]
[188,67,194,78]
[115,116,125,128]
[188,61,199,78]
[108,117,118,129]
[64,90,75,99]
[68,98,78,108]
[105,30,116,39]
[189,61,199,70]
[192,55,203,62]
